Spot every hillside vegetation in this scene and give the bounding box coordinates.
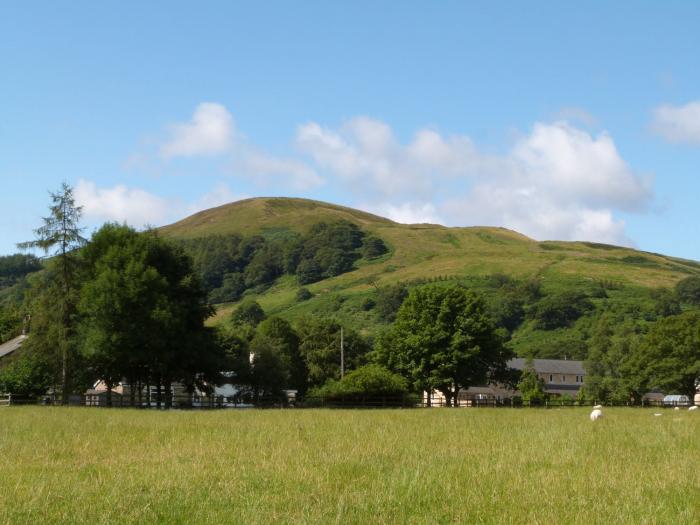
[161,197,700,358]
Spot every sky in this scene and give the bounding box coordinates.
[2,1,700,259]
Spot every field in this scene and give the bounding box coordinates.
[1,408,698,524]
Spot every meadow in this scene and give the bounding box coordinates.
[0,408,698,524]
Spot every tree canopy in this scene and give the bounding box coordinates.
[376,285,511,406]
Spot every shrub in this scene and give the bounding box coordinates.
[362,237,389,259]
[307,364,410,405]
[296,287,313,302]
[361,298,376,311]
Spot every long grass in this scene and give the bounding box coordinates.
[0,407,698,524]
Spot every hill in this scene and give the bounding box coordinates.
[160,197,700,356]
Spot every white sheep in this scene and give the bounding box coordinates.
[593,404,603,409]
[674,406,680,411]
[590,408,603,421]
[689,406,698,411]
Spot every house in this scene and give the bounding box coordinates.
[508,358,586,397]
[424,357,587,406]
[85,388,123,407]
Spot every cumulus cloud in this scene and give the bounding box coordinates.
[133,104,654,245]
[185,183,248,215]
[237,152,323,191]
[296,118,651,245]
[161,102,234,158]
[652,100,700,145]
[76,180,246,227]
[362,201,444,225]
[75,179,170,226]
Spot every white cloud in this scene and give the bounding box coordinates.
[132,104,655,245]
[75,179,170,226]
[238,152,323,191]
[76,180,248,227]
[161,102,234,158]
[362,201,443,225]
[185,183,249,215]
[296,117,652,245]
[652,100,700,145]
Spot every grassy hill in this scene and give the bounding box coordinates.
[160,197,700,354]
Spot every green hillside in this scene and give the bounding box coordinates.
[160,197,700,356]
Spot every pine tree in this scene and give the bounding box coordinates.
[19,183,86,403]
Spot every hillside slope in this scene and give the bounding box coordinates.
[160,197,700,355]
[162,197,699,289]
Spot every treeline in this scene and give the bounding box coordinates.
[179,221,388,304]
[0,254,42,343]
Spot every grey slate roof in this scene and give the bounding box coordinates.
[0,335,27,359]
[508,358,585,375]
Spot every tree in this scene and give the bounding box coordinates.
[374,283,408,322]
[296,258,323,285]
[256,317,307,393]
[362,236,389,259]
[531,291,593,330]
[635,311,700,399]
[297,317,370,389]
[375,285,511,406]
[18,182,86,403]
[78,224,217,407]
[231,300,267,327]
[675,276,700,307]
[249,335,290,403]
[516,359,545,404]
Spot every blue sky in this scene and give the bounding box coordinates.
[2,1,700,259]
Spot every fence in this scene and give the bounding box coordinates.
[0,392,696,410]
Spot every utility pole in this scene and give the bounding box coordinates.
[340,326,345,379]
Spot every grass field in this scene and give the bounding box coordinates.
[1,408,698,524]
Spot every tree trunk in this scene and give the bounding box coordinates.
[156,381,162,409]
[164,378,172,409]
[106,381,113,408]
[129,377,136,407]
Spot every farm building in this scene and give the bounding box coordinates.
[424,358,587,406]
[508,358,586,397]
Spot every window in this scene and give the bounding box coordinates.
[549,374,553,382]
[563,375,566,382]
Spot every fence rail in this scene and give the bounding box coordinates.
[0,392,697,410]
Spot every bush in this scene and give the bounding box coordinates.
[208,272,245,304]
[296,258,323,285]
[296,287,313,302]
[307,364,410,405]
[362,237,389,259]
[361,298,376,311]
[375,284,408,322]
[231,300,267,327]
[675,276,700,306]
[532,291,593,330]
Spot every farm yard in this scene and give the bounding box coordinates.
[1,407,698,524]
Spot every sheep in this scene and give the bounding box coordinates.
[590,408,603,421]
[654,413,662,416]
[689,406,698,411]
[593,404,603,409]
[674,406,680,411]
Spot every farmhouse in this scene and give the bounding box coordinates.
[426,357,587,406]
[508,358,586,397]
